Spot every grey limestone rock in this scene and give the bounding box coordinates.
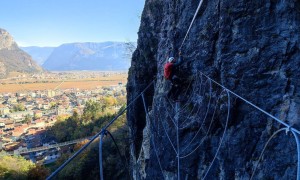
[127,0,300,179]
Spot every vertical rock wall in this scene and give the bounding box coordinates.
[127,0,300,179]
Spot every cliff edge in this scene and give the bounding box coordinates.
[127,0,300,179]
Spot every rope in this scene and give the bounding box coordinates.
[47,55,300,180]
[250,128,287,180]
[141,94,165,179]
[179,93,221,158]
[179,77,212,127]
[199,72,300,135]
[291,130,300,180]
[178,75,198,112]
[45,13,300,178]
[202,89,230,179]
[156,107,178,154]
[178,73,201,113]
[178,84,202,126]
[163,99,179,128]
[164,73,199,114]
[149,128,165,179]
[175,102,181,180]
[179,79,213,151]
[47,79,156,180]
[105,130,132,180]
[166,95,175,110]
[180,0,205,50]
[182,76,195,97]
[178,73,205,119]
[164,73,200,114]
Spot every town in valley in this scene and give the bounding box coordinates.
[0,71,127,164]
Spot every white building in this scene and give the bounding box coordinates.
[47,90,56,98]
[8,111,33,121]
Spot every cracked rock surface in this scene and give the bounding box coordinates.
[127,0,300,179]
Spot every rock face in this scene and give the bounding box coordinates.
[127,0,300,179]
[43,42,131,71]
[0,29,18,50]
[0,28,43,78]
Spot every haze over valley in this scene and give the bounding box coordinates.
[0,27,129,176]
[22,42,132,71]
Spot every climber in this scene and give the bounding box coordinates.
[164,51,183,100]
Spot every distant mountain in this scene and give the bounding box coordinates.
[21,46,55,65]
[43,42,133,71]
[0,28,43,78]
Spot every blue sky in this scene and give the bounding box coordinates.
[0,0,145,47]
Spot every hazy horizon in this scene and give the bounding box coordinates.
[19,40,136,48]
[0,0,145,47]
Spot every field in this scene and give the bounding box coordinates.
[0,72,127,93]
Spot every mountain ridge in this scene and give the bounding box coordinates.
[0,28,43,78]
[42,42,133,71]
